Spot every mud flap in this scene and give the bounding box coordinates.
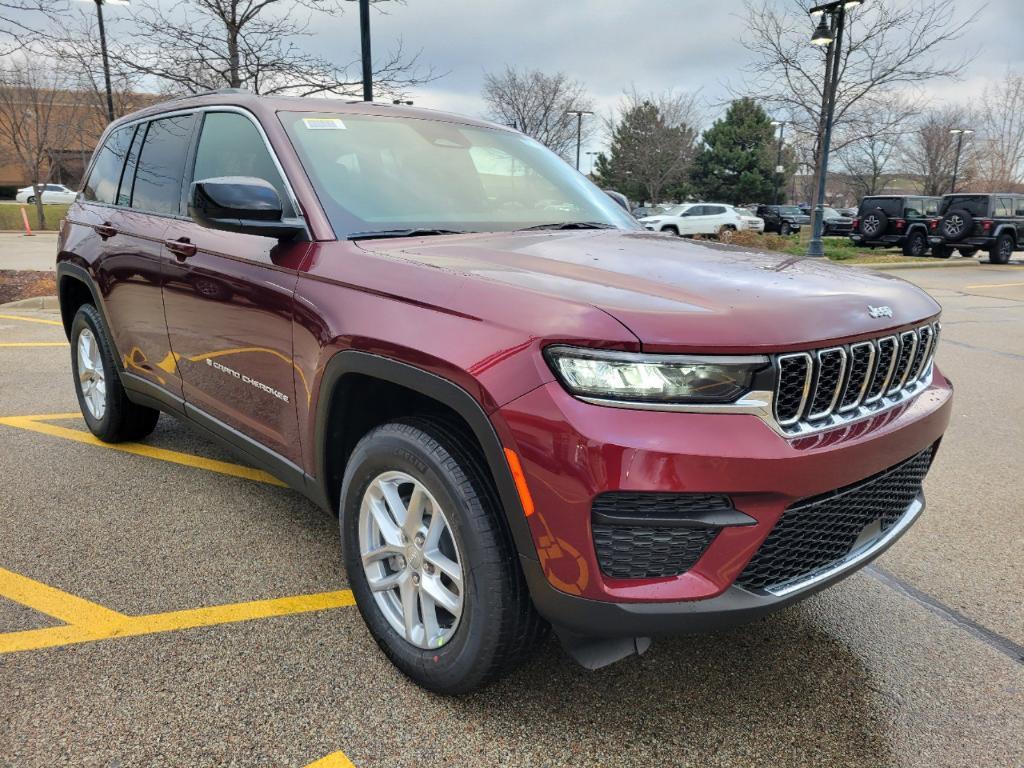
[555,629,652,670]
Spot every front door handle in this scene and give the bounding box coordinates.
[93,222,117,239]
[165,237,197,259]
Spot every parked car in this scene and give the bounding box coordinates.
[16,183,77,205]
[730,205,765,233]
[803,206,854,236]
[57,91,952,694]
[927,193,1023,264]
[639,202,746,238]
[755,204,810,235]
[850,195,940,257]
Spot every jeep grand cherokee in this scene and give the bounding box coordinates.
[57,92,952,694]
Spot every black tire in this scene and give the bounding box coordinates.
[340,418,546,694]
[661,225,680,236]
[26,195,36,204]
[70,304,159,442]
[958,248,979,258]
[931,245,953,259]
[940,209,973,242]
[717,224,736,242]
[860,209,887,238]
[902,230,928,257]
[988,232,1015,264]
[780,222,792,236]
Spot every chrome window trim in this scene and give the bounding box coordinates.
[837,341,875,413]
[806,347,847,421]
[864,335,899,404]
[774,352,813,426]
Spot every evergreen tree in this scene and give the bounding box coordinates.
[691,98,779,204]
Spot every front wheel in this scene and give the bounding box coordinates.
[780,222,792,236]
[340,419,546,694]
[989,233,1015,264]
[70,304,159,442]
[26,195,36,204]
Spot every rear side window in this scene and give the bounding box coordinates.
[903,198,923,218]
[131,114,197,216]
[1015,197,1024,217]
[705,205,726,215]
[994,197,1013,217]
[191,112,293,217]
[941,195,989,216]
[83,125,135,204]
[860,198,900,216]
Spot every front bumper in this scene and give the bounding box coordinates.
[498,371,952,635]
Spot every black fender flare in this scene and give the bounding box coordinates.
[313,350,539,561]
[55,262,123,371]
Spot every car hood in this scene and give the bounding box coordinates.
[360,230,940,353]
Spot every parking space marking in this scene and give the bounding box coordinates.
[965,281,1024,289]
[0,413,286,487]
[0,313,63,327]
[0,341,68,347]
[305,751,357,767]
[0,564,355,654]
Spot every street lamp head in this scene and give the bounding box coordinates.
[810,15,834,45]
[843,1,863,9]
[949,128,974,135]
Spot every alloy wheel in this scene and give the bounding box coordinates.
[77,328,107,420]
[863,214,880,236]
[358,471,464,650]
[943,215,964,237]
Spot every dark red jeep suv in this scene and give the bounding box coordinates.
[57,91,952,693]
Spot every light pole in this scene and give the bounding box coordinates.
[771,120,786,204]
[75,0,129,123]
[949,128,973,193]
[806,0,862,257]
[565,109,593,171]
[359,0,372,101]
[585,150,598,176]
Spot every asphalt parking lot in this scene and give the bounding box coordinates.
[1,262,1022,767]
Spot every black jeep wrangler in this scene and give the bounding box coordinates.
[928,193,1023,264]
[755,204,809,235]
[850,195,940,257]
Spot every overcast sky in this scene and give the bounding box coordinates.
[304,0,1019,163]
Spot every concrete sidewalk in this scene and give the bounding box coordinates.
[0,232,58,271]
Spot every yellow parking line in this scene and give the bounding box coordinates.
[0,566,127,628]
[0,313,63,327]
[0,341,68,347]
[0,588,355,654]
[306,751,357,768]
[0,413,285,487]
[965,281,1024,289]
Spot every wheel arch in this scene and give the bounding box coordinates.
[313,350,538,561]
[56,262,119,361]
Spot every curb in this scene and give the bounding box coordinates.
[0,295,59,310]
[848,259,993,271]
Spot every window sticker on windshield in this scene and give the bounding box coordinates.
[302,118,346,130]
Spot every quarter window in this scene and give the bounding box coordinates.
[191,112,293,217]
[131,114,197,216]
[1015,197,1024,217]
[994,197,1013,217]
[83,125,135,205]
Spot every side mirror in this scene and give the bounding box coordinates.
[188,176,304,239]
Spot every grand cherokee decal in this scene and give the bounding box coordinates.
[206,358,290,403]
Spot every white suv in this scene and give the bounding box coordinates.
[639,203,753,238]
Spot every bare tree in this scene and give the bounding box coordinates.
[595,89,701,204]
[481,66,594,160]
[0,0,53,53]
[91,0,432,98]
[741,0,978,200]
[902,106,976,196]
[0,61,80,228]
[975,73,1024,191]
[836,95,915,197]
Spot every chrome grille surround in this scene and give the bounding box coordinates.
[573,321,941,439]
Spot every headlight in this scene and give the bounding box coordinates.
[544,346,768,404]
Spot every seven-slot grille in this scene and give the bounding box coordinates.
[772,322,939,431]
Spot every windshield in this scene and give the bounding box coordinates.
[823,207,842,218]
[778,206,803,215]
[940,195,989,217]
[279,112,638,237]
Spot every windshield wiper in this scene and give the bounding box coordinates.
[516,221,618,231]
[347,228,468,241]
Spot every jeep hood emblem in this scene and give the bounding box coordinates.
[868,305,894,318]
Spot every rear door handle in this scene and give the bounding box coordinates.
[165,237,197,259]
[93,222,117,239]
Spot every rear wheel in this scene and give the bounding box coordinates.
[931,245,953,259]
[26,195,36,204]
[958,248,979,258]
[340,419,546,694]
[661,225,680,236]
[902,230,928,257]
[989,232,1015,264]
[70,304,159,442]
